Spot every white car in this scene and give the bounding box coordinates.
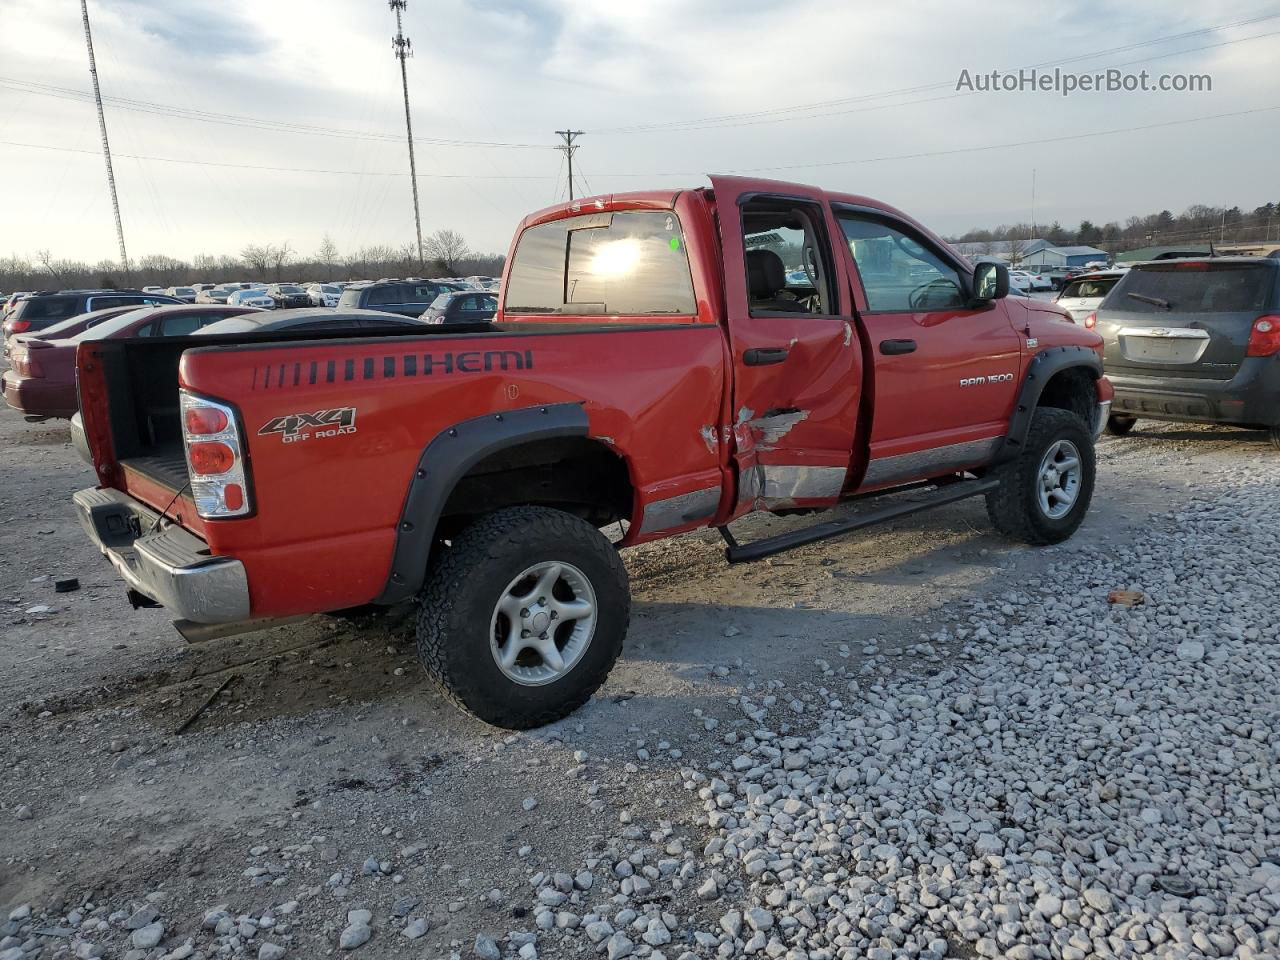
[1008,270,1034,292]
[1054,270,1125,325]
[1022,270,1054,291]
[227,288,275,309]
[307,283,343,307]
[141,286,165,294]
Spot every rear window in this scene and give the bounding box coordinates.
[504,210,696,316]
[366,285,402,306]
[13,297,78,322]
[338,288,362,308]
[1109,263,1273,313]
[1062,276,1120,299]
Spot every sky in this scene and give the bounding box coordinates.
[1,0,1278,265]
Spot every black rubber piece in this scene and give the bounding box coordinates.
[415,505,629,729]
[55,578,80,593]
[986,407,1096,545]
[1106,415,1138,436]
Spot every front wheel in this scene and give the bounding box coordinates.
[415,506,630,729]
[1106,414,1138,436]
[986,408,1096,545]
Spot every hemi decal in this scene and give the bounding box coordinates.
[254,349,534,390]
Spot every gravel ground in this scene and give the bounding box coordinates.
[1,401,1278,960]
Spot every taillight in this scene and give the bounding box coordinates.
[5,320,31,334]
[180,390,251,518]
[1247,316,1280,357]
[1083,312,1097,330]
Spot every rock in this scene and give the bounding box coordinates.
[475,935,501,960]
[13,806,31,821]
[744,907,773,932]
[605,933,634,960]
[258,946,286,960]
[339,924,371,950]
[124,904,160,930]
[401,918,428,940]
[522,797,539,812]
[131,922,164,950]
[1082,887,1113,912]
[696,876,719,900]
[1176,640,1205,662]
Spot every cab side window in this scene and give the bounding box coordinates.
[839,215,966,312]
[740,201,836,316]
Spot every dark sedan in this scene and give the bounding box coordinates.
[265,284,313,309]
[2,304,262,419]
[420,291,498,325]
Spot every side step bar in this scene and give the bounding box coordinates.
[719,477,999,563]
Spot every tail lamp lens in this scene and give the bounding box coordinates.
[184,406,229,435]
[7,320,31,334]
[188,441,236,475]
[1246,316,1280,357]
[1083,312,1097,330]
[180,390,251,518]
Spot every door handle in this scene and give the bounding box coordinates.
[879,339,917,355]
[743,346,789,366]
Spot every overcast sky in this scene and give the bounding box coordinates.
[2,0,1278,265]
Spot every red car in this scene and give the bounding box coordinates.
[4,304,261,419]
[74,176,1111,728]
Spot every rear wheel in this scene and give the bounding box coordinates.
[987,407,1095,545]
[416,506,629,729]
[1106,414,1138,436]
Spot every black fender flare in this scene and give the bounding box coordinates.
[994,346,1103,465]
[375,402,590,604]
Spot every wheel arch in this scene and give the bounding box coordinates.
[995,346,1102,465]
[376,403,635,604]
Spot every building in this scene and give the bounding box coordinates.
[951,239,1109,268]
[1116,244,1212,262]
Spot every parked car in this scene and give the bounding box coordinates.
[421,291,498,325]
[337,280,462,317]
[263,284,312,309]
[141,286,165,294]
[1008,271,1034,292]
[2,304,143,360]
[2,292,31,317]
[1024,270,1054,291]
[1096,257,1280,446]
[3,290,179,341]
[228,288,275,309]
[196,286,237,304]
[1055,271,1125,325]
[3,304,261,419]
[71,176,1109,729]
[166,286,198,303]
[193,308,426,336]
[306,283,343,307]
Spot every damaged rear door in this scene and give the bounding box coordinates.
[711,176,863,513]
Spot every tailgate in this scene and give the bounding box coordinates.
[1098,262,1274,381]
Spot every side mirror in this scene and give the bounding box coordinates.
[972,262,1009,303]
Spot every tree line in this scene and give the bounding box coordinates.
[0,229,505,292]
[949,201,1280,255]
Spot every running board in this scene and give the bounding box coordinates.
[718,477,999,563]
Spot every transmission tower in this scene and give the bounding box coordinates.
[80,0,129,278]
[390,0,425,271]
[555,129,583,201]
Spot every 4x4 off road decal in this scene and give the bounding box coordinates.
[259,407,357,443]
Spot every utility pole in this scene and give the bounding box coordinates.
[80,0,129,280]
[389,0,425,272]
[555,129,583,201]
[1030,167,1037,239]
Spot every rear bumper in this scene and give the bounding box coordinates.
[1109,357,1280,427]
[73,487,251,624]
[2,370,76,418]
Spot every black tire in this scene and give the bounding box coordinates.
[1106,414,1137,436]
[415,506,629,729]
[986,407,1095,545]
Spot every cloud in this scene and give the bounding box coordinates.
[0,0,1276,264]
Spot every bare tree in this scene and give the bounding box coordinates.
[36,249,63,284]
[425,229,471,273]
[1006,234,1029,267]
[316,235,340,281]
[270,241,295,282]
[240,244,273,277]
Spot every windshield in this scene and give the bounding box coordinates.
[277,285,303,294]
[1062,276,1120,299]
[174,288,194,295]
[1110,263,1271,313]
[67,307,154,342]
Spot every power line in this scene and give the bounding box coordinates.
[389,0,425,271]
[0,76,550,150]
[590,13,1280,134]
[0,139,554,179]
[555,129,583,201]
[79,0,128,275]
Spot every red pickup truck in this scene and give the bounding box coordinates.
[73,176,1112,728]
